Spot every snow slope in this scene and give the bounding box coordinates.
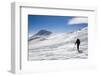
[28,27,88,61]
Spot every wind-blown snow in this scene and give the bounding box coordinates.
[28,27,88,61]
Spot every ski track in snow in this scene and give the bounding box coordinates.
[28,27,88,61]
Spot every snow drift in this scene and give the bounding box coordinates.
[28,27,88,61]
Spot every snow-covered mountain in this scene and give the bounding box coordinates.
[34,29,52,36]
[28,27,88,60]
[28,29,52,42]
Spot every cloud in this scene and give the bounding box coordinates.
[68,17,88,25]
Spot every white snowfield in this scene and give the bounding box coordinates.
[28,27,88,61]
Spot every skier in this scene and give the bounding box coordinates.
[75,38,81,53]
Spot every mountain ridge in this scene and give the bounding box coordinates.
[29,29,52,41]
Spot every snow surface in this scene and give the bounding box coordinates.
[28,27,88,61]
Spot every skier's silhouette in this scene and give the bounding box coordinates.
[75,38,81,53]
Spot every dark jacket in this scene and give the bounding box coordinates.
[75,39,80,45]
